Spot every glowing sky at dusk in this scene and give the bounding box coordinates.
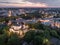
[0,0,60,7]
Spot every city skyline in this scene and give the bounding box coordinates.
[0,0,60,7]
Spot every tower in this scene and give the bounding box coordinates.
[8,10,12,17]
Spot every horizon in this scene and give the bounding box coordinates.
[0,6,60,8]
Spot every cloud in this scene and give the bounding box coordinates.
[24,0,60,7]
[0,1,47,7]
[19,1,47,7]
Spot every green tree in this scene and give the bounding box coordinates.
[0,33,8,45]
[24,30,50,45]
[7,33,21,45]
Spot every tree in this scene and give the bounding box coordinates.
[24,30,36,43]
[0,33,8,45]
[7,33,21,45]
[0,25,9,34]
[50,30,60,39]
[24,30,50,45]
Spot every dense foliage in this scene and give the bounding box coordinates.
[0,17,60,45]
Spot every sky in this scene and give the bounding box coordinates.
[0,0,60,7]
